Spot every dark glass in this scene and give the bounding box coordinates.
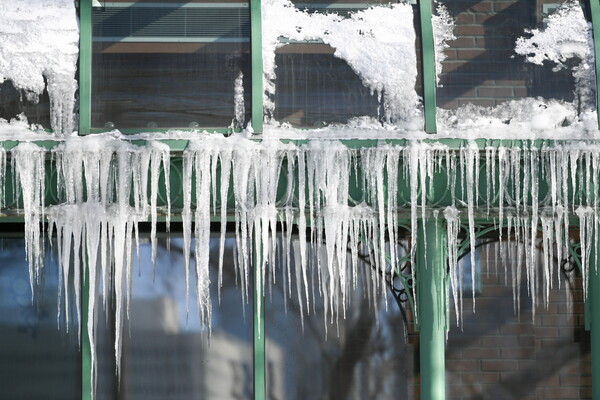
[91,1,251,129]
[265,241,418,400]
[437,0,581,110]
[96,237,253,400]
[446,242,591,400]
[0,80,51,129]
[0,239,80,400]
[274,45,382,127]
[273,2,422,128]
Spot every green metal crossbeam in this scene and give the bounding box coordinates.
[250,0,264,133]
[418,0,437,134]
[79,0,92,135]
[417,219,447,400]
[589,0,600,130]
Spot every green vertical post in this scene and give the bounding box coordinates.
[250,0,264,134]
[418,0,437,133]
[82,265,92,400]
[590,234,600,400]
[588,0,600,130]
[417,219,447,400]
[253,241,266,400]
[78,3,93,398]
[79,0,92,135]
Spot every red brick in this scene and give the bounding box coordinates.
[475,36,514,49]
[454,25,486,36]
[458,99,496,108]
[534,326,558,337]
[542,386,582,398]
[477,87,514,98]
[444,49,457,61]
[501,347,535,359]
[468,2,493,12]
[560,375,592,386]
[481,359,518,372]
[447,359,479,371]
[447,37,476,49]
[461,347,500,359]
[455,13,475,24]
[494,1,526,12]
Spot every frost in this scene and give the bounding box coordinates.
[5,134,600,397]
[438,98,581,134]
[432,2,455,85]
[234,72,246,129]
[515,1,595,111]
[263,0,421,126]
[0,0,78,135]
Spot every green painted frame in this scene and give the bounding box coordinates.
[77,0,252,136]
[589,0,600,130]
[6,0,600,399]
[418,0,438,133]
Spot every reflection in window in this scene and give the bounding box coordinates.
[265,240,418,400]
[446,242,591,399]
[91,1,251,130]
[274,45,381,127]
[269,1,422,128]
[0,239,80,400]
[0,80,51,129]
[96,237,253,400]
[437,0,581,110]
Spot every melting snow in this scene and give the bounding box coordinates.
[262,0,421,127]
[2,1,600,399]
[0,0,78,135]
[4,134,600,397]
[515,1,596,111]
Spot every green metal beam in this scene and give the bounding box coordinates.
[590,234,600,399]
[82,261,92,400]
[417,219,447,400]
[250,0,264,133]
[79,0,92,135]
[418,0,437,134]
[589,0,600,130]
[253,239,266,400]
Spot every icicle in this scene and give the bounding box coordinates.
[12,143,47,296]
[444,206,461,325]
[234,71,245,129]
[464,141,478,307]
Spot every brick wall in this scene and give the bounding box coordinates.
[438,0,577,109]
[445,242,591,400]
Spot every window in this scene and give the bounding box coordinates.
[267,1,423,128]
[436,0,589,130]
[446,242,591,400]
[0,238,80,400]
[91,1,251,130]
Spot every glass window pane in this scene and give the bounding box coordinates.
[0,238,80,400]
[96,237,253,400]
[271,2,422,128]
[274,45,382,127]
[446,243,591,400]
[266,241,418,400]
[91,1,251,130]
[437,0,589,128]
[0,80,51,129]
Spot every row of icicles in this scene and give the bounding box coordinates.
[0,135,599,397]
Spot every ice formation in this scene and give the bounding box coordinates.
[432,3,455,85]
[515,1,596,111]
[262,0,420,126]
[234,71,246,129]
[4,134,600,397]
[0,0,78,135]
[2,1,600,399]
